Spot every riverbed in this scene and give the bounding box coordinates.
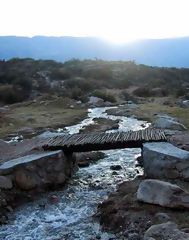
[0,106,149,240]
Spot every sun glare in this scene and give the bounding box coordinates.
[0,0,189,41]
[102,34,140,44]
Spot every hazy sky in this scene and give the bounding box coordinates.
[0,0,189,43]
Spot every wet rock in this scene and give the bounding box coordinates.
[135,155,143,167]
[181,100,189,108]
[95,234,101,239]
[128,233,141,240]
[78,161,90,168]
[0,215,8,224]
[142,142,189,180]
[76,152,106,167]
[48,195,59,204]
[182,228,189,233]
[154,212,171,223]
[153,116,187,130]
[137,179,189,209]
[0,176,13,189]
[110,165,122,171]
[144,222,189,240]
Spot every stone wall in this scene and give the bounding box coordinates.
[0,150,76,191]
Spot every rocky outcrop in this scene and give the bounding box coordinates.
[137,179,189,209]
[0,150,76,190]
[153,115,187,130]
[97,178,189,238]
[0,176,13,189]
[144,221,189,240]
[170,131,189,151]
[142,142,189,180]
[79,118,119,133]
[181,100,189,108]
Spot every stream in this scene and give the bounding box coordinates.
[0,106,149,240]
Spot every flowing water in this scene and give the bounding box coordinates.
[0,106,149,240]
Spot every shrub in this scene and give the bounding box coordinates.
[133,87,152,97]
[64,77,93,93]
[121,90,135,101]
[93,90,116,103]
[69,87,83,100]
[0,85,27,104]
[50,68,71,80]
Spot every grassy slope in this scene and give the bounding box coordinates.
[0,97,87,138]
[132,102,189,128]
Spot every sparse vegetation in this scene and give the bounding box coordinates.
[0,58,189,105]
[93,90,116,103]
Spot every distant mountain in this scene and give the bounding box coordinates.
[0,36,189,67]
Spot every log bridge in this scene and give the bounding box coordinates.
[43,128,167,153]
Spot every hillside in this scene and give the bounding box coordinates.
[0,58,189,105]
[1,36,189,67]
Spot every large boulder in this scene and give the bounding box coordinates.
[0,150,76,190]
[153,116,187,131]
[142,142,189,180]
[137,179,189,209]
[144,221,189,240]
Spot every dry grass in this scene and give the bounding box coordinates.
[132,102,189,128]
[0,97,87,138]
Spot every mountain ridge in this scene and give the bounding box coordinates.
[0,36,189,67]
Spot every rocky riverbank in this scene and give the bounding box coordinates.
[97,106,189,239]
[0,106,119,228]
[97,178,189,240]
[0,101,189,239]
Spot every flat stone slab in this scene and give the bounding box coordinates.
[143,142,189,159]
[137,179,189,209]
[153,116,187,130]
[0,150,62,174]
[142,142,189,180]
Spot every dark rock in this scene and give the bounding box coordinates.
[0,176,13,189]
[135,155,143,167]
[97,178,189,238]
[15,170,38,190]
[144,222,189,240]
[110,165,122,171]
[128,233,141,240]
[154,212,171,223]
[48,195,59,204]
[78,161,90,168]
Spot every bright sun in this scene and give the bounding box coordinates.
[0,0,189,41]
[102,34,140,44]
